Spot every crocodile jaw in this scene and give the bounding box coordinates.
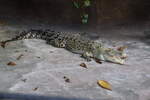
[104,55,125,64]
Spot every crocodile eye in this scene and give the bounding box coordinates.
[60,43,65,47]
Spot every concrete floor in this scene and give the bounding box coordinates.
[0,20,150,100]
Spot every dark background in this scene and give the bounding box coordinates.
[0,0,150,26]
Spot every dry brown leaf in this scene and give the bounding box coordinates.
[65,78,70,83]
[7,61,16,66]
[63,76,71,83]
[97,80,112,91]
[0,42,6,48]
[94,58,102,64]
[80,63,87,68]
[21,79,27,82]
[33,87,38,91]
[16,54,24,60]
[36,56,41,58]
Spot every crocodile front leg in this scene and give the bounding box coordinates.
[81,51,93,61]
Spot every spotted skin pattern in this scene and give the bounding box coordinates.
[1,29,127,64]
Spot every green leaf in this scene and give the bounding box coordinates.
[82,19,88,24]
[83,0,91,7]
[81,14,88,18]
[73,1,80,8]
[81,13,88,24]
[83,14,88,19]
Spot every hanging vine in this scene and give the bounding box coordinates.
[72,0,91,24]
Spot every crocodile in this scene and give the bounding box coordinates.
[0,29,127,64]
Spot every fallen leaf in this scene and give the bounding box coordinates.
[65,78,70,83]
[36,56,41,58]
[33,87,38,91]
[97,80,112,91]
[21,79,27,82]
[117,46,127,51]
[94,58,102,64]
[7,61,16,66]
[0,42,6,48]
[80,63,87,68]
[63,76,71,83]
[16,54,24,60]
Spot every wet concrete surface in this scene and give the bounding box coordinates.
[0,21,150,100]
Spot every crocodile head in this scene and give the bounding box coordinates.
[92,43,127,64]
[103,48,127,64]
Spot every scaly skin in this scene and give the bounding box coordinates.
[0,29,127,64]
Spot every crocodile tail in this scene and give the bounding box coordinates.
[0,30,27,48]
[0,29,57,48]
[0,29,44,48]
